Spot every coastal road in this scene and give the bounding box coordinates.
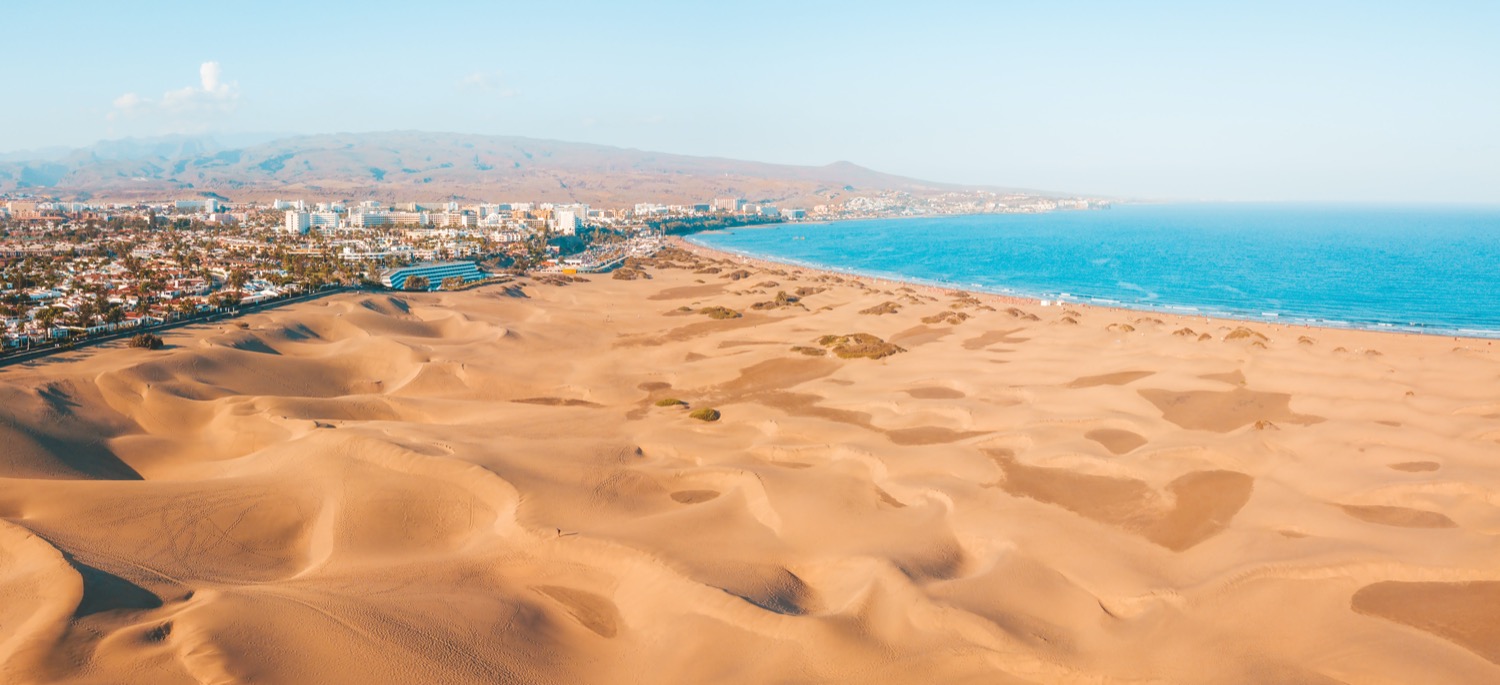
[0,285,361,369]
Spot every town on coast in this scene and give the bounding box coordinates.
[0,189,1106,358]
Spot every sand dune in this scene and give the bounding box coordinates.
[2,245,1499,683]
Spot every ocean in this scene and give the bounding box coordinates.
[689,203,1500,338]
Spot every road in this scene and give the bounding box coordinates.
[0,285,361,368]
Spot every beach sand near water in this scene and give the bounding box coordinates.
[1,245,1498,684]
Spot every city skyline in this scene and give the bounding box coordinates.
[3,0,1497,203]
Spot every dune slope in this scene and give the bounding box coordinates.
[2,248,1499,684]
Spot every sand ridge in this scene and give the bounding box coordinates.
[0,244,1497,683]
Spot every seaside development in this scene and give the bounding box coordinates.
[0,235,1497,683]
[0,190,1102,359]
[2,186,1499,683]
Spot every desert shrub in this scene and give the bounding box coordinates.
[859,301,901,315]
[698,306,742,320]
[689,407,721,422]
[949,294,994,311]
[655,398,685,407]
[817,333,905,360]
[1224,326,1268,341]
[921,311,970,325]
[130,333,164,350]
[790,346,827,356]
[750,291,802,311]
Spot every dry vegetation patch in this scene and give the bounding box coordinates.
[950,295,996,311]
[817,333,906,360]
[698,306,743,320]
[1225,326,1269,342]
[921,311,971,325]
[611,267,650,280]
[750,291,804,311]
[689,407,722,421]
[859,301,902,316]
[534,274,589,286]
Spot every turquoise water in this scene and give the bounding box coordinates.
[689,204,1500,338]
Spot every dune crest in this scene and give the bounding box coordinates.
[1,252,1497,684]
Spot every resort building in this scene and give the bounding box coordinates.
[348,211,430,228]
[283,211,311,234]
[379,261,484,291]
[553,210,578,235]
[308,211,342,230]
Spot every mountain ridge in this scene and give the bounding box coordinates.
[0,131,1050,206]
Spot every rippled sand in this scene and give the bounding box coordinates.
[1,246,1498,684]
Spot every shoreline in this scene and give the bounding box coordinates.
[4,240,1499,682]
[674,236,1500,347]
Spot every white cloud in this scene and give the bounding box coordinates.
[459,70,517,98]
[112,92,144,112]
[109,61,239,125]
[200,61,223,93]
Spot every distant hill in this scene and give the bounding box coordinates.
[0,131,1025,207]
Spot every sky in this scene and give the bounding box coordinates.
[3,0,1497,202]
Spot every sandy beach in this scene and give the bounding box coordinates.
[2,245,1498,684]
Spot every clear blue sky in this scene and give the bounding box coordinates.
[4,0,1497,202]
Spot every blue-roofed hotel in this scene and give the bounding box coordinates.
[380,261,484,291]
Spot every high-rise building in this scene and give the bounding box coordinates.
[715,197,745,213]
[553,210,578,235]
[308,211,342,230]
[284,211,311,234]
[175,199,217,213]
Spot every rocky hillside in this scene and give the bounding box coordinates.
[0,131,979,206]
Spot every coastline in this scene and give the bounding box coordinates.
[677,234,1500,346]
[3,242,1499,682]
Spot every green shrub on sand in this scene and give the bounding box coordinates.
[689,408,721,422]
[817,333,905,360]
[698,306,742,320]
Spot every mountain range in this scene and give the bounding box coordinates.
[0,131,1028,207]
